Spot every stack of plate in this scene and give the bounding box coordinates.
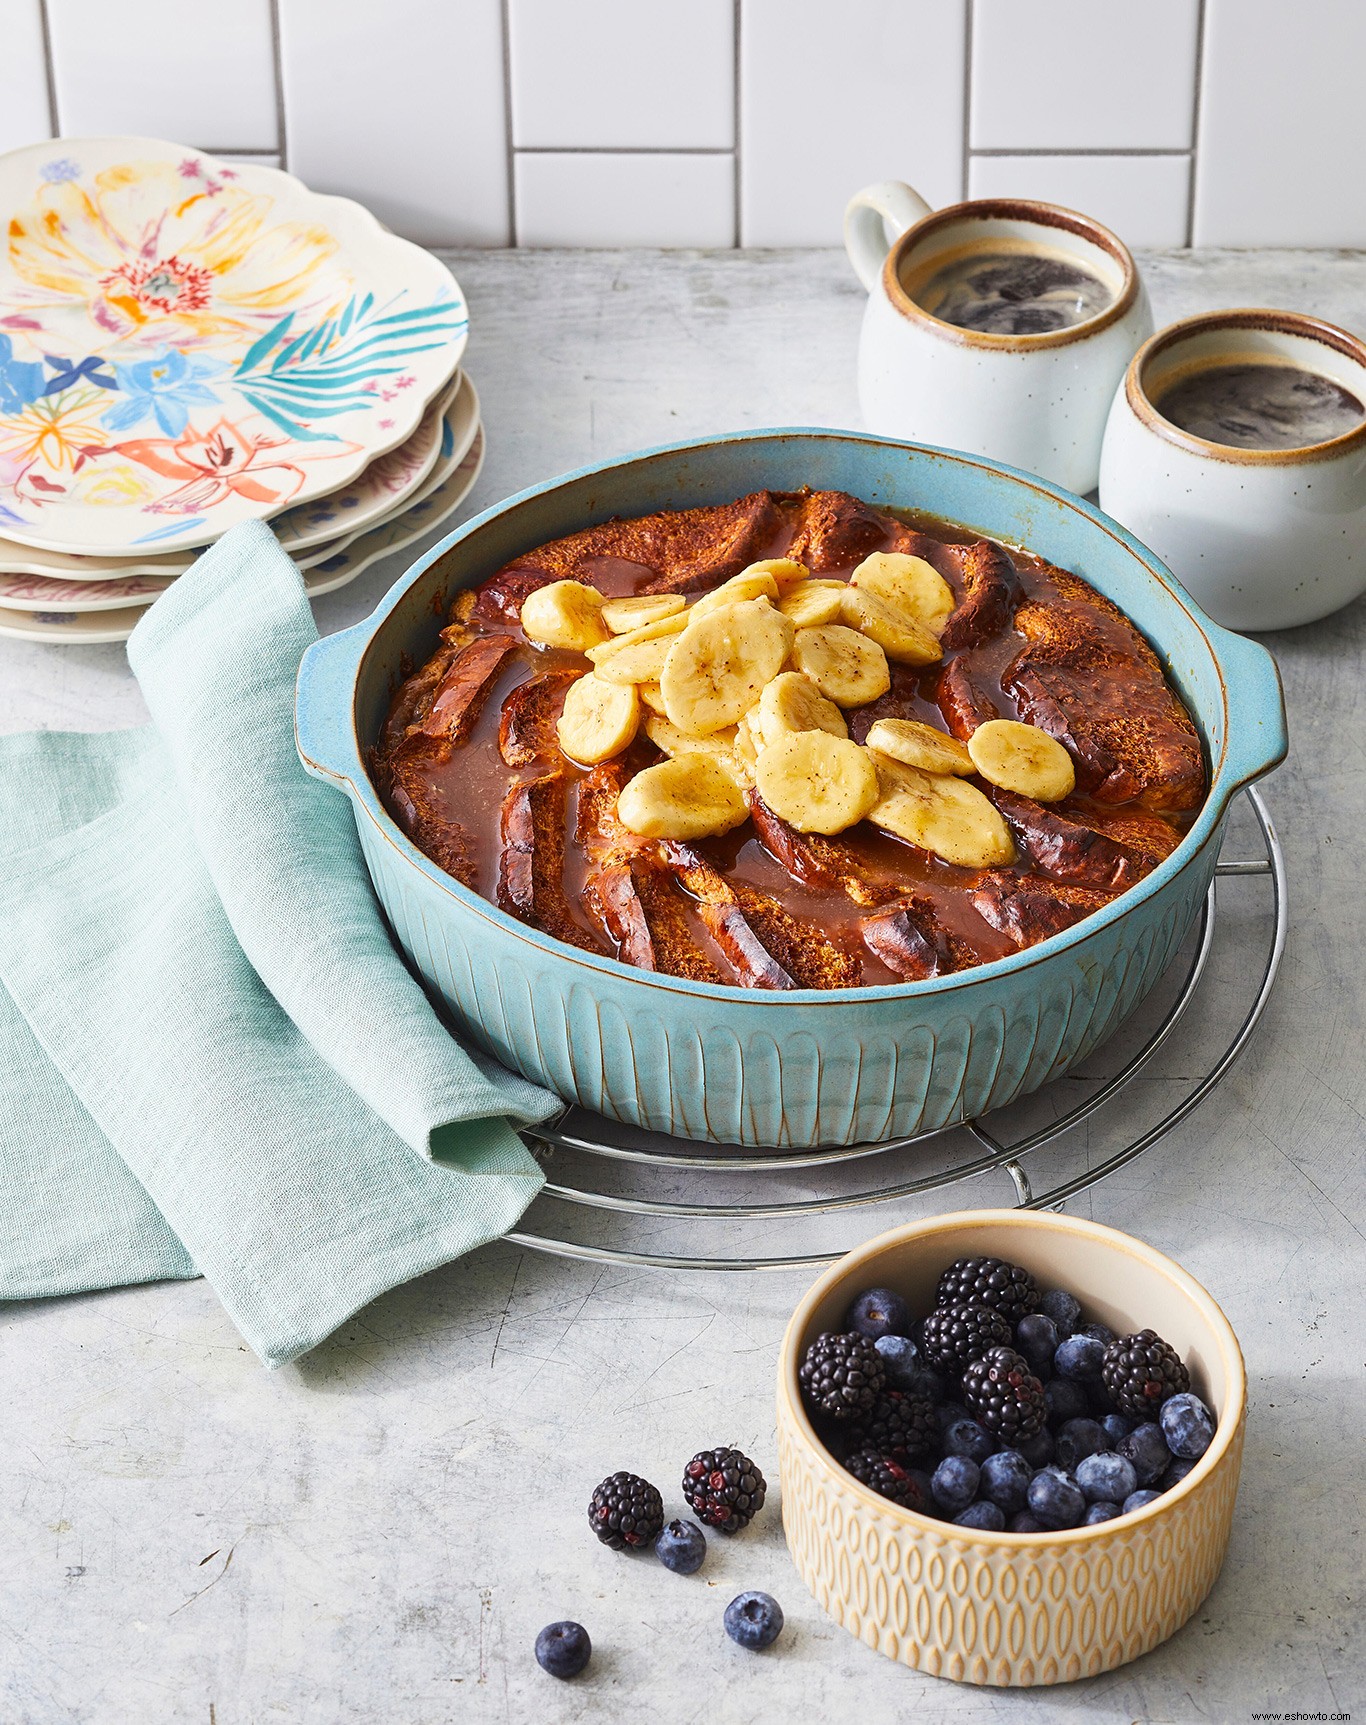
[0,138,486,644]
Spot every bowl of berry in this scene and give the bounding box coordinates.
[775,1209,1245,1687]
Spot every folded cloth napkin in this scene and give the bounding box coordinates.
[0,520,556,1366]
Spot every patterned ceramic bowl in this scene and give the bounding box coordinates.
[776,1209,1246,1687]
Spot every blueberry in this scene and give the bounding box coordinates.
[1017,1427,1055,1468]
[955,1500,1006,1532]
[1027,1466,1086,1530]
[1008,1511,1045,1533]
[944,1418,995,1465]
[1039,1289,1082,1336]
[1087,1379,1121,1415]
[1100,1413,1137,1447]
[1043,1378,1090,1427]
[1123,1489,1162,1514]
[1117,1421,1172,1486]
[535,1621,592,1679]
[873,1334,920,1388]
[1055,1418,1107,1473]
[1014,1312,1059,1367]
[655,1518,706,1574]
[903,1365,946,1404]
[1054,1334,1106,1382]
[1078,1321,1116,1346]
[979,1450,1032,1514]
[1084,1501,1121,1525]
[906,1468,937,1509]
[935,1400,971,1435]
[846,1286,911,1341]
[724,1591,783,1650]
[1074,1451,1138,1505]
[1159,1455,1200,1491]
[1160,1392,1216,1460]
[931,1455,980,1514]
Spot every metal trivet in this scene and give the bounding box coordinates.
[506,785,1285,1271]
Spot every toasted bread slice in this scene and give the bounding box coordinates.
[990,789,1165,891]
[971,873,1114,948]
[748,792,895,908]
[499,669,577,768]
[496,774,603,953]
[941,541,1019,650]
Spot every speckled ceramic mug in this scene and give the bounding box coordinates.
[845,181,1153,495]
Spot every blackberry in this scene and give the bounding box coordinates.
[962,1346,1047,1443]
[799,1331,886,1421]
[1101,1329,1190,1417]
[681,1446,766,1533]
[854,1390,937,1462]
[936,1256,1041,1323]
[844,1443,929,1510]
[921,1303,1011,1374]
[587,1471,664,1550]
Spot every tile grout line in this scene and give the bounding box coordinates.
[501,0,517,247]
[268,0,289,173]
[36,0,60,137]
[970,147,1194,160]
[1187,0,1210,248]
[512,146,737,157]
[732,0,741,248]
[962,0,973,197]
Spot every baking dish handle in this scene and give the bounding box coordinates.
[294,619,370,790]
[1205,624,1289,817]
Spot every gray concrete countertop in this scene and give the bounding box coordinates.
[2,248,1363,1724]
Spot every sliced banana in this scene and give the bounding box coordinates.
[754,732,880,836]
[520,579,609,651]
[556,673,640,765]
[869,756,1015,868]
[645,713,751,791]
[757,670,849,747]
[660,599,795,735]
[586,609,689,683]
[742,557,810,589]
[852,551,955,635]
[865,717,974,777]
[968,717,1077,802]
[841,584,943,666]
[617,754,749,840]
[601,592,686,633]
[689,568,782,616]
[778,578,846,629]
[734,707,763,769]
[637,681,668,716]
[790,623,891,708]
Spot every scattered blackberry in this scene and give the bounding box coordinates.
[936,1256,1041,1323]
[1101,1329,1190,1417]
[587,1472,664,1550]
[921,1303,1011,1374]
[962,1346,1047,1443]
[844,1443,928,1510]
[799,1331,886,1421]
[854,1390,937,1462]
[681,1446,766,1533]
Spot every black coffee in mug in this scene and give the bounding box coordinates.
[907,241,1115,336]
[1154,361,1366,450]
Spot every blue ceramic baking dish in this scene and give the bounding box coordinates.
[295,431,1287,1147]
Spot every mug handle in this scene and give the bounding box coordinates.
[844,180,935,292]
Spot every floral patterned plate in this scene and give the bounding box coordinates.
[0,376,481,612]
[0,137,466,556]
[0,427,484,642]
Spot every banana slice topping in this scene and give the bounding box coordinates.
[617,754,749,840]
[757,670,849,747]
[755,732,881,835]
[791,623,892,707]
[601,593,686,633]
[660,599,794,735]
[521,579,609,651]
[557,673,640,765]
[869,756,1015,868]
[967,718,1077,802]
[852,551,955,635]
[865,717,975,777]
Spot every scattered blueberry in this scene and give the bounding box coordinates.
[1054,1334,1106,1382]
[1043,1379,1090,1427]
[847,1287,911,1341]
[724,1591,784,1650]
[1027,1467,1086,1530]
[1039,1289,1082,1336]
[935,1400,972,1435]
[955,1500,1006,1532]
[931,1455,980,1514]
[1014,1312,1059,1368]
[873,1334,920,1389]
[1055,1417,1107,1473]
[1160,1392,1216,1459]
[655,1518,707,1574]
[902,1365,947,1404]
[1159,1455,1200,1491]
[1017,1427,1056,1468]
[1008,1511,1046,1532]
[1100,1413,1137,1447]
[1078,1321,1116,1346]
[943,1418,995,1465]
[1084,1501,1122,1525]
[979,1450,1032,1514]
[535,1621,592,1679]
[1075,1451,1138,1505]
[1087,1379,1121,1415]
[1123,1489,1162,1514]
[1117,1421,1172,1486]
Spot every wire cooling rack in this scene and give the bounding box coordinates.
[505,786,1284,1271]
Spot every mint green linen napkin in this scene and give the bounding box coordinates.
[0,520,555,1366]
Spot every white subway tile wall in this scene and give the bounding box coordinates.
[2,0,1362,249]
